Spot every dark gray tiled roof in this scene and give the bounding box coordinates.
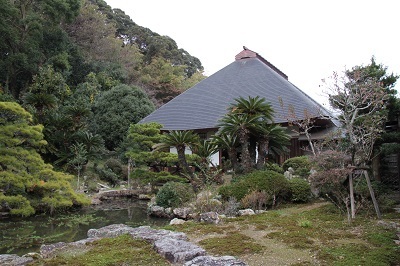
[140,53,325,131]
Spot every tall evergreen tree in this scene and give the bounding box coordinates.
[91,84,154,150]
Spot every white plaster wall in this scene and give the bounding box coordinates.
[169,147,220,166]
[169,147,192,155]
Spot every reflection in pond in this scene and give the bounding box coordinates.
[0,199,168,255]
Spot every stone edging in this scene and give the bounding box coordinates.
[0,224,247,265]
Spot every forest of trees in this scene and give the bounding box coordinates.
[0,0,206,160]
[0,0,206,215]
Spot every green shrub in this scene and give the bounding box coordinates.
[155,182,194,208]
[219,182,250,203]
[104,158,126,179]
[86,180,99,193]
[218,170,289,207]
[0,194,35,216]
[97,168,119,187]
[289,178,311,202]
[282,156,311,178]
[131,169,186,186]
[264,163,284,174]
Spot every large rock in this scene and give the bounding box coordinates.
[87,224,135,238]
[87,224,187,243]
[238,209,255,216]
[173,207,193,219]
[200,212,220,224]
[128,226,187,243]
[185,255,248,266]
[170,218,186,225]
[148,205,174,218]
[39,242,68,259]
[40,238,97,259]
[196,191,213,201]
[196,191,223,212]
[377,220,400,231]
[0,254,34,266]
[154,237,206,263]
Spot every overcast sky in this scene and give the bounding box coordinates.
[105,0,399,106]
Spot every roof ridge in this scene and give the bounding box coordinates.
[236,46,288,80]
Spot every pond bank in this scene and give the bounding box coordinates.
[90,189,152,205]
[0,197,168,256]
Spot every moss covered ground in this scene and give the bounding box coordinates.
[33,201,399,266]
[168,201,400,265]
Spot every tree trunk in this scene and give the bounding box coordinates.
[239,130,252,173]
[77,168,80,191]
[228,148,239,172]
[256,138,269,170]
[176,145,200,191]
[304,130,316,156]
[177,145,192,176]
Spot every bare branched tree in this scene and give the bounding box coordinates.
[314,69,389,220]
[325,70,389,166]
[279,97,322,156]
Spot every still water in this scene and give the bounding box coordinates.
[0,199,168,256]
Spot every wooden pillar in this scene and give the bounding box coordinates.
[349,173,356,219]
[364,170,382,219]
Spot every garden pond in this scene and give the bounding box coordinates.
[0,198,168,255]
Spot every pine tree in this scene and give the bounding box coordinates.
[0,102,89,216]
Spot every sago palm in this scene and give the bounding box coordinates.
[255,123,290,169]
[219,113,263,173]
[212,132,239,172]
[230,95,274,122]
[267,125,291,159]
[153,130,200,180]
[193,139,219,167]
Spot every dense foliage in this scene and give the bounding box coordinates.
[155,181,194,208]
[219,170,290,207]
[0,102,89,216]
[125,123,182,171]
[217,96,290,173]
[0,0,205,158]
[288,177,311,202]
[91,84,154,150]
[282,156,312,179]
[130,169,186,187]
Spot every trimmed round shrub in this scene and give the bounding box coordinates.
[218,170,290,207]
[98,168,119,187]
[282,156,311,178]
[104,158,126,179]
[264,163,284,174]
[131,169,186,186]
[289,178,311,202]
[155,182,194,208]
